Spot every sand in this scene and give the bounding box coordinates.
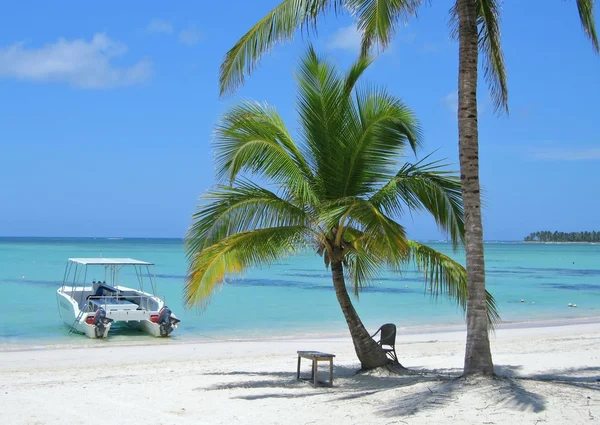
[1,322,599,425]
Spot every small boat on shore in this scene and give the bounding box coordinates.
[56,258,180,339]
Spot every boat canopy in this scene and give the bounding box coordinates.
[68,258,154,266]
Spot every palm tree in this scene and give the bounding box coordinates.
[217,0,598,376]
[186,47,499,370]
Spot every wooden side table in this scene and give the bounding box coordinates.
[296,351,335,387]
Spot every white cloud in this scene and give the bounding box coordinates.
[146,19,173,34]
[441,91,458,113]
[327,25,363,53]
[327,24,415,54]
[0,33,152,89]
[178,26,203,46]
[529,147,600,161]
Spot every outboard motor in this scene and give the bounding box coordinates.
[157,306,179,337]
[93,308,112,338]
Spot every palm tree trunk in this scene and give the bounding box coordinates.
[330,258,390,369]
[457,0,494,376]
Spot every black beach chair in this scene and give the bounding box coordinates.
[371,323,398,363]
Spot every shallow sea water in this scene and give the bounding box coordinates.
[1,238,598,346]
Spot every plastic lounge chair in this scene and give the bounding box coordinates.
[371,323,398,362]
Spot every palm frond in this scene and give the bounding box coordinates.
[331,197,410,267]
[219,0,340,95]
[214,100,317,205]
[339,85,422,197]
[476,0,508,112]
[186,181,309,254]
[184,226,309,309]
[343,54,375,96]
[370,156,464,248]
[449,0,508,113]
[406,240,500,327]
[295,46,358,198]
[345,0,422,55]
[343,237,387,296]
[575,0,599,52]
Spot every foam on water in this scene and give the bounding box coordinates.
[1,237,599,347]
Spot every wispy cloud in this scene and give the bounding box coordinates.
[178,26,203,46]
[326,24,415,54]
[0,33,152,88]
[327,25,363,53]
[441,91,458,113]
[146,19,173,34]
[529,147,600,161]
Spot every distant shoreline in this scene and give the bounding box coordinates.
[523,241,598,245]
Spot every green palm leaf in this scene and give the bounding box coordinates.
[370,156,464,247]
[345,0,422,55]
[215,100,317,205]
[186,181,309,251]
[576,0,599,52]
[219,0,340,95]
[185,226,310,308]
[406,240,500,326]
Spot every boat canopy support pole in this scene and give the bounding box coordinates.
[80,266,88,305]
[134,265,144,292]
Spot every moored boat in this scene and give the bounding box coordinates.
[56,258,180,338]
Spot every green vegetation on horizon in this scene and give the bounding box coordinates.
[524,231,600,243]
[186,47,499,370]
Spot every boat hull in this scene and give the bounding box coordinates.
[56,288,112,338]
[57,287,178,339]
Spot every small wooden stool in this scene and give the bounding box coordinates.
[296,351,335,387]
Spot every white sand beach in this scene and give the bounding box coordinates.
[1,322,599,425]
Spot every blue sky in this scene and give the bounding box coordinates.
[0,1,598,240]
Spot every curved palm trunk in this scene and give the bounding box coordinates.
[331,259,391,369]
[457,0,494,376]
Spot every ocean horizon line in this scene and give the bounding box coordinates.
[0,235,528,243]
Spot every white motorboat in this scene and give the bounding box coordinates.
[56,258,180,339]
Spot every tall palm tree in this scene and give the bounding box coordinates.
[186,47,499,370]
[217,0,598,375]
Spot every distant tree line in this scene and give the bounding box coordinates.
[524,231,600,242]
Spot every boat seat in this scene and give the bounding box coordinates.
[87,285,118,300]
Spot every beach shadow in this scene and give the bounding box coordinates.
[197,364,456,403]
[379,364,600,419]
[194,364,599,411]
[496,364,600,392]
[376,372,548,418]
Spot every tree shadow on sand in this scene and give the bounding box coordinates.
[377,364,599,419]
[195,365,447,401]
[496,364,600,392]
[194,363,599,415]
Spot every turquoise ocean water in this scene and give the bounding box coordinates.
[1,237,599,347]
